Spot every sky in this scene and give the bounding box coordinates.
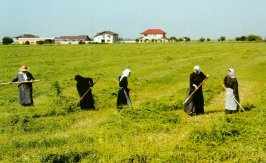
[1,0,266,40]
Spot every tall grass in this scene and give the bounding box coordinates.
[0,42,265,162]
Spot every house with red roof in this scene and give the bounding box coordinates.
[139,29,169,42]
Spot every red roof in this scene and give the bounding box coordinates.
[141,29,166,34]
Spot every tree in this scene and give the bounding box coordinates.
[199,37,205,42]
[183,37,190,42]
[25,41,30,45]
[240,36,246,41]
[219,36,226,42]
[178,38,184,42]
[2,36,14,45]
[206,38,211,41]
[135,39,139,43]
[170,37,177,42]
[246,35,262,42]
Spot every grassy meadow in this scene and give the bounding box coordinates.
[0,42,265,162]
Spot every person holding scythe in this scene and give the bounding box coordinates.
[223,68,239,114]
[185,65,209,115]
[11,66,35,106]
[117,68,131,109]
[75,75,95,110]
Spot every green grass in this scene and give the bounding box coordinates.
[0,42,265,162]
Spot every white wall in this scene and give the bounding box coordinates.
[94,33,117,43]
[140,34,166,42]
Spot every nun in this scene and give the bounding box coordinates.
[75,75,95,110]
[11,66,35,106]
[187,65,209,115]
[117,68,131,109]
[223,68,239,114]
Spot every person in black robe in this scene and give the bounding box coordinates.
[185,65,208,115]
[223,68,239,114]
[117,68,131,109]
[11,66,35,106]
[75,75,95,110]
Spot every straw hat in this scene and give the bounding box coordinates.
[19,65,29,72]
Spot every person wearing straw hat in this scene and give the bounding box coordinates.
[75,75,95,110]
[117,68,131,109]
[187,65,209,115]
[11,66,35,106]
[223,68,239,114]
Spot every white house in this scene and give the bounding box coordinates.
[139,29,169,42]
[94,31,118,43]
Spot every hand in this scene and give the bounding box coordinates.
[206,74,209,79]
[193,84,198,90]
[8,82,12,85]
[222,84,226,90]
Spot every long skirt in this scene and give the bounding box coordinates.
[80,91,95,110]
[117,88,131,109]
[18,85,33,106]
[192,91,204,115]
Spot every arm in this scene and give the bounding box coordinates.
[11,74,19,82]
[28,72,35,81]
[88,78,93,87]
[190,73,199,90]
[223,76,227,89]
[233,79,239,97]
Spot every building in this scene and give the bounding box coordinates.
[54,35,91,44]
[139,29,169,42]
[94,31,118,43]
[14,34,46,44]
[16,38,52,44]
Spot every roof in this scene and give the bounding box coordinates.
[94,31,118,37]
[141,29,166,35]
[55,35,90,40]
[15,34,40,38]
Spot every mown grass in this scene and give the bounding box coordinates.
[0,42,265,162]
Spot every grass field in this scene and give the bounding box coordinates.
[0,42,265,162]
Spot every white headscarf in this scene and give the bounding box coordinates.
[194,65,201,74]
[228,68,235,78]
[120,68,131,81]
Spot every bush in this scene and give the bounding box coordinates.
[36,40,45,45]
[25,41,30,45]
[78,40,86,44]
[45,39,54,44]
[2,36,14,45]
